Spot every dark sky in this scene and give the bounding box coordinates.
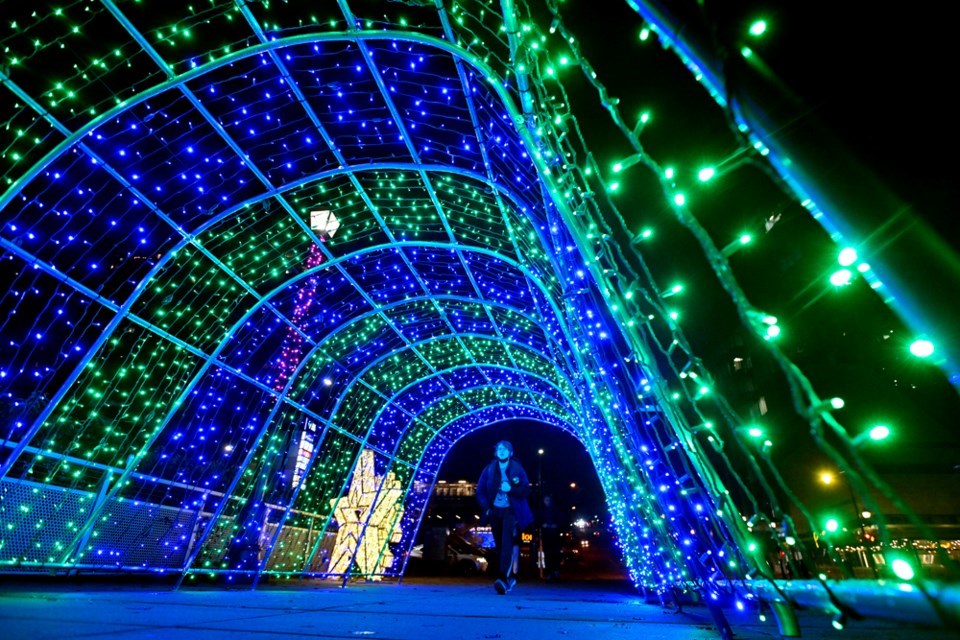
[736,1,953,235]
[585,0,953,235]
[438,420,608,521]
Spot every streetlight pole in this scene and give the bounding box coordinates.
[819,470,864,537]
[537,448,544,578]
[819,469,877,576]
[845,481,866,539]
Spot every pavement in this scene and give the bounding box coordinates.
[1,574,958,640]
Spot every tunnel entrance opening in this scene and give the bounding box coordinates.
[408,419,623,583]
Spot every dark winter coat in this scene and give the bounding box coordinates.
[476,458,534,530]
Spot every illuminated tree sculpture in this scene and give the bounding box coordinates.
[329,449,404,579]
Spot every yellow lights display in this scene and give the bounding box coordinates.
[329,449,404,579]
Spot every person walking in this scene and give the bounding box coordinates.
[476,440,533,594]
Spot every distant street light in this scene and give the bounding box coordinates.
[818,468,877,576]
[537,448,545,497]
[818,469,864,535]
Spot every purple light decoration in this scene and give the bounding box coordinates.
[272,242,325,392]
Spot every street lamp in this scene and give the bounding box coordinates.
[818,469,877,576]
[537,448,545,578]
[818,470,866,537]
[537,449,545,499]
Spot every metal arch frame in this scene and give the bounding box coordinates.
[365,375,579,447]
[274,291,578,405]
[283,291,577,390]
[1,29,580,299]
[0,30,526,208]
[4,231,588,495]
[0,25,619,443]
[383,401,618,581]
[101,4,599,451]
[0,156,561,478]
[0,27,579,349]
[99,2,492,430]
[359,362,579,434]
[324,348,578,447]
[325,334,582,426]
[153,221,612,583]
[330,0,539,416]
[235,384,579,581]
[321,328,658,585]
[0,17,546,406]
[0,4,676,591]
[175,303,594,580]
[1,227,663,585]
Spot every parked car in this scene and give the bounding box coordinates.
[446,536,490,575]
[408,531,491,575]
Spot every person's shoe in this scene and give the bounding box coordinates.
[506,577,516,592]
[494,579,506,595]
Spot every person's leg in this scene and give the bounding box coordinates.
[490,509,509,593]
[502,512,518,591]
[498,511,516,581]
[490,510,504,573]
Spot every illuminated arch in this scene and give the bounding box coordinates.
[0,6,747,598]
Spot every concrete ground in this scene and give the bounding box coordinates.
[1,575,957,640]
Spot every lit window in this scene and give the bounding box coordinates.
[292,419,319,489]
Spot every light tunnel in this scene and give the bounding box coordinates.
[2,0,767,599]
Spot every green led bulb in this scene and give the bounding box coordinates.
[909,339,934,358]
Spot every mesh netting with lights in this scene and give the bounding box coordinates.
[0,0,957,633]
